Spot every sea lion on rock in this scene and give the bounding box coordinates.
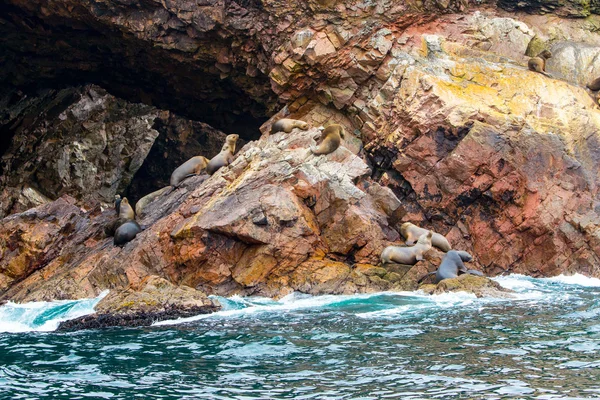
[381,231,433,265]
[587,77,600,91]
[135,186,173,217]
[310,124,345,155]
[118,197,135,220]
[114,194,122,214]
[206,134,239,175]
[418,250,483,284]
[270,118,309,135]
[528,50,552,77]
[170,156,209,186]
[114,220,142,246]
[400,222,451,252]
[105,196,134,237]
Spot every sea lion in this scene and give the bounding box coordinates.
[135,186,173,217]
[114,194,122,214]
[417,250,483,284]
[206,134,239,175]
[400,222,451,252]
[270,118,309,135]
[587,77,600,91]
[170,156,209,186]
[118,197,135,220]
[528,50,552,77]
[381,231,433,265]
[114,220,142,246]
[310,124,345,155]
[104,195,133,237]
[454,250,473,262]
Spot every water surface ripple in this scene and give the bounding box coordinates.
[1,275,600,399]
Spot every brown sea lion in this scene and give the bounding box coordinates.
[587,77,600,91]
[381,231,433,265]
[118,197,135,220]
[528,50,552,77]
[400,222,451,252]
[271,118,309,135]
[206,134,239,175]
[170,156,209,186]
[310,124,345,155]
[114,220,142,246]
[135,186,173,217]
[104,196,133,237]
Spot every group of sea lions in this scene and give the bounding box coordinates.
[381,222,483,285]
[270,118,346,155]
[104,195,142,246]
[106,119,346,246]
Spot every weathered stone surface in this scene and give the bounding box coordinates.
[0,85,232,216]
[58,276,220,330]
[419,274,515,298]
[0,126,404,309]
[0,85,159,216]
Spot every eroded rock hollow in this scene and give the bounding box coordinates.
[1,0,600,326]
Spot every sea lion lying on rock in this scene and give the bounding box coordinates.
[170,156,209,186]
[381,231,433,265]
[114,220,142,246]
[206,134,239,175]
[135,186,173,218]
[271,118,309,135]
[310,124,344,155]
[528,50,552,77]
[587,77,600,91]
[418,250,483,284]
[400,222,451,252]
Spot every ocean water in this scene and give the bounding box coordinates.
[1,275,600,399]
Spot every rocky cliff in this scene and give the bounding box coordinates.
[1,0,600,326]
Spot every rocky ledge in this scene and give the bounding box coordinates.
[1,0,600,327]
[419,274,515,298]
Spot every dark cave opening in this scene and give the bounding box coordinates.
[0,2,273,140]
[0,2,274,207]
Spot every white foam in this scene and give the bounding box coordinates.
[0,290,108,333]
[356,305,412,319]
[154,292,401,326]
[540,273,600,287]
[492,274,537,290]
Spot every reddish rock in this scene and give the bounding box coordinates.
[1,0,600,323]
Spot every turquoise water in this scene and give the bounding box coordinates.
[1,275,600,399]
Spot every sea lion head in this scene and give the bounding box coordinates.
[399,222,412,236]
[417,230,433,245]
[121,197,129,206]
[297,121,309,130]
[114,194,121,202]
[223,134,240,153]
[539,50,552,59]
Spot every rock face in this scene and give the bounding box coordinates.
[419,274,514,298]
[1,0,600,322]
[0,84,230,216]
[0,126,414,312]
[57,276,220,330]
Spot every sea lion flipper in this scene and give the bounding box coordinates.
[417,271,436,284]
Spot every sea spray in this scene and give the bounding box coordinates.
[0,290,108,333]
